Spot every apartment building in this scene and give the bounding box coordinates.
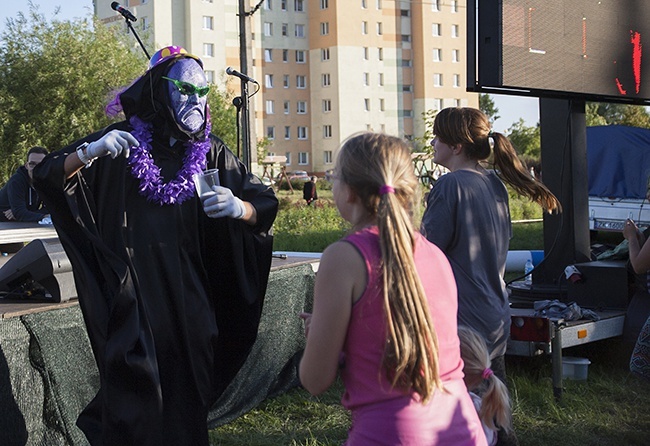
[95,0,478,174]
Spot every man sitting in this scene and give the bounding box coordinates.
[0,146,49,222]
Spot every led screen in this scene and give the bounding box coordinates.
[471,0,650,104]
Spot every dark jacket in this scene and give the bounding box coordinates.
[0,166,48,222]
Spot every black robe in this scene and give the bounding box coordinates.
[33,121,278,446]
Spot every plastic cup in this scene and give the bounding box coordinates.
[193,168,220,203]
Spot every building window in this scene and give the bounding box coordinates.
[379,98,385,111]
[432,0,440,11]
[297,101,307,114]
[364,98,370,111]
[283,49,289,62]
[283,75,289,88]
[265,100,275,114]
[323,125,332,138]
[296,75,307,88]
[432,23,441,36]
[264,0,272,9]
[376,0,382,8]
[320,22,329,35]
[403,84,413,92]
[205,70,214,83]
[322,99,332,112]
[265,74,274,88]
[403,110,413,117]
[321,0,329,8]
[433,48,442,62]
[451,0,458,12]
[284,100,290,114]
[321,48,330,61]
[433,98,442,110]
[267,126,275,139]
[378,73,384,86]
[295,24,305,38]
[282,23,288,36]
[402,59,412,67]
[362,21,368,35]
[285,127,291,139]
[361,0,367,8]
[324,150,333,163]
[322,73,331,87]
[401,35,411,43]
[363,47,369,60]
[400,9,409,17]
[264,49,273,62]
[452,49,460,63]
[453,74,461,87]
[455,98,462,107]
[434,73,443,86]
[296,50,306,63]
[264,22,273,36]
[281,0,287,10]
[203,16,214,30]
[295,0,304,12]
[285,151,291,164]
[363,72,369,86]
[376,22,383,35]
[298,151,309,163]
[298,128,308,140]
[141,17,149,31]
[378,48,383,60]
[452,24,460,38]
[203,43,214,57]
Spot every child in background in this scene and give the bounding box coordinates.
[299,132,486,445]
[458,325,513,446]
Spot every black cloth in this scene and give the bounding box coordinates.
[0,166,48,222]
[303,180,317,204]
[32,122,277,445]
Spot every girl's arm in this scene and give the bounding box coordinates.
[299,240,365,395]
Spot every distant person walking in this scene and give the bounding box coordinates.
[303,176,318,205]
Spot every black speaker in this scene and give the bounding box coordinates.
[0,238,77,303]
[567,260,629,310]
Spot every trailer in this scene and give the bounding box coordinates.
[588,125,650,231]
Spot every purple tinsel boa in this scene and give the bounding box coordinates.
[127,113,212,206]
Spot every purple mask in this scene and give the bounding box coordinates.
[165,58,208,134]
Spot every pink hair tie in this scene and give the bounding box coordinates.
[482,368,494,380]
[379,185,395,195]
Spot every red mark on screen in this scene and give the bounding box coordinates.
[615,30,642,95]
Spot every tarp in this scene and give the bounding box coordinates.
[587,125,650,199]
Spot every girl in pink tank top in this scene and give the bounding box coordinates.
[299,132,487,445]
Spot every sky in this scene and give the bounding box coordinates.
[0,0,540,134]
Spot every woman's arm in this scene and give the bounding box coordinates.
[624,219,650,274]
[299,240,365,395]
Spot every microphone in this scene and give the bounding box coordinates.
[111,2,137,22]
[226,67,258,84]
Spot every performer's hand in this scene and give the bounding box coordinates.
[86,130,139,160]
[202,186,247,219]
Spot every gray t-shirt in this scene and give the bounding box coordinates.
[421,169,511,357]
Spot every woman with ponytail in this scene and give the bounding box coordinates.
[458,326,513,446]
[421,107,559,445]
[299,132,486,445]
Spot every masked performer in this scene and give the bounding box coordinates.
[33,46,278,446]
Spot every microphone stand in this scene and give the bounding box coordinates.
[232,96,243,159]
[123,17,150,59]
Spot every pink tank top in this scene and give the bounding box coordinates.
[340,227,486,445]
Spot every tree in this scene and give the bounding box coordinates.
[0,4,238,183]
[586,102,650,128]
[479,94,500,125]
[506,118,541,158]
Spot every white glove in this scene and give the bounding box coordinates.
[202,186,247,219]
[85,130,139,161]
